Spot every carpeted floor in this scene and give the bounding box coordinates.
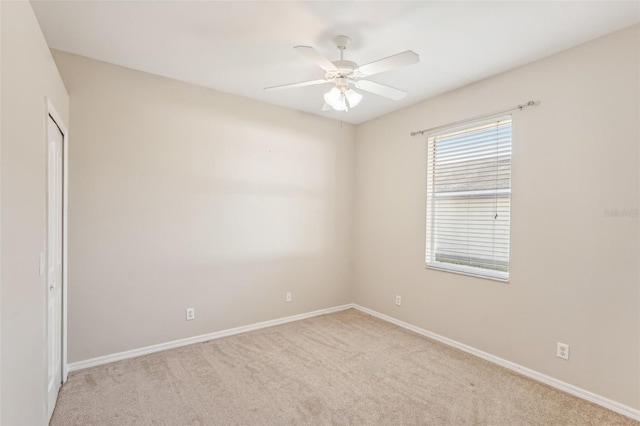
[51,309,637,425]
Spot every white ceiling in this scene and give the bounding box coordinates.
[32,1,639,124]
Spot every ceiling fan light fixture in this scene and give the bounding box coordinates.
[324,87,348,111]
[324,86,362,111]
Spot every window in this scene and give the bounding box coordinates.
[425,116,512,281]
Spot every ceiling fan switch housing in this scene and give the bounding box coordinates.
[335,77,348,88]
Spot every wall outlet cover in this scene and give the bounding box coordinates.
[557,342,569,360]
[186,308,195,321]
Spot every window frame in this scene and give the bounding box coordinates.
[424,114,513,282]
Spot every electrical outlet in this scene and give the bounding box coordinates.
[557,342,569,360]
[186,308,195,321]
[286,292,292,303]
[395,295,402,306]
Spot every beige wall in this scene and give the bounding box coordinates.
[0,2,70,424]
[51,51,355,363]
[353,25,639,409]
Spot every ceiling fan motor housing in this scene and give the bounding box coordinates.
[327,60,358,80]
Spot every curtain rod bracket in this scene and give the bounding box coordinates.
[519,100,537,110]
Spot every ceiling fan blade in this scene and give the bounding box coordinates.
[355,80,407,100]
[264,79,331,91]
[321,102,332,111]
[294,46,337,72]
[357,51,419,77]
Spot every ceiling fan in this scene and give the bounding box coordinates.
[265,35,420,112]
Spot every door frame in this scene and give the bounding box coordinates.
[44,98,69,413]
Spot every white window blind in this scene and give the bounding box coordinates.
[425,115,512,281]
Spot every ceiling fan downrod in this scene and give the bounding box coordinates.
[334,35,350,61]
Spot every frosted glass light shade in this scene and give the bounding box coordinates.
[323,87,347,111]
[344,89,362,108]
[323,87,363,111]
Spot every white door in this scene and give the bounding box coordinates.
[47,114,63,420]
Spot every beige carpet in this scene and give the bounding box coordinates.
[51,309,637,425]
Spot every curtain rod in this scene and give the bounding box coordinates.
[409,100,539,137]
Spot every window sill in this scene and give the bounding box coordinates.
[425,261,509,283]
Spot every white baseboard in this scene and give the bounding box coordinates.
[352,304,640,422]
[67,304,353,372]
